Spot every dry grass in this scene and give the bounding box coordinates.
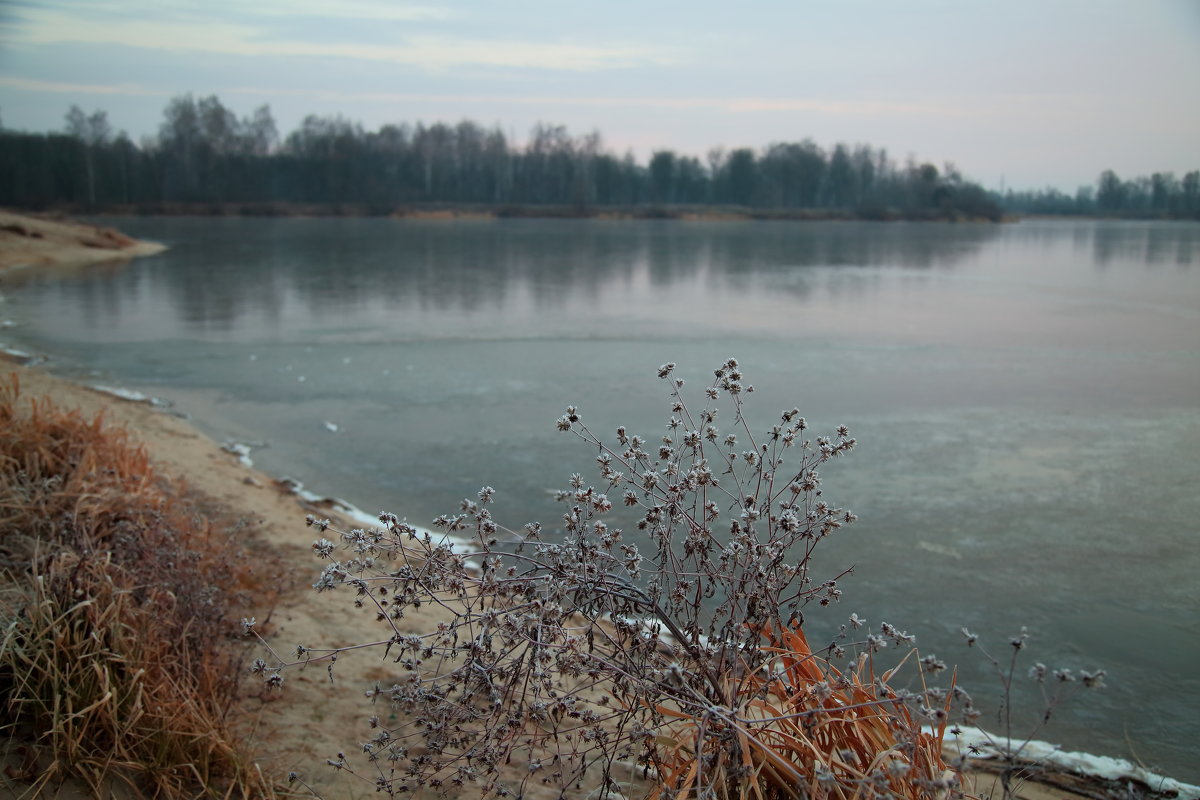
[647,623,957,800]
[0,374,278,799]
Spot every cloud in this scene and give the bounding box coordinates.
[3,0,455,25]
[5,7,673,72]
[218,88,984,120]
[243,0,457,22]
[0,75,166,96]
[723,98,979,118]
[0,73,1017,129]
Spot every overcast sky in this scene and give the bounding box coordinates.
[1,0,1197,192]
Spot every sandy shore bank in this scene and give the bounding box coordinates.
[0,209,167,276]
[1,211,1192,799]
[0,210,451,796]
[0,360,429,798]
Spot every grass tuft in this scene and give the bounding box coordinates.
[0,373,278,799]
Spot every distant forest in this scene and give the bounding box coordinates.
[1001,171,1200,219]
[1,94,1196,220]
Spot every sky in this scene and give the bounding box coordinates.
[0,0,1197,192]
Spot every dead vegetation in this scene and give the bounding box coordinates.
[645,622,955,800]
[257,359,963,799]
[0,374,278,799]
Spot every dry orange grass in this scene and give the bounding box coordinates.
[647,623,958,800]
[0,375,278,799]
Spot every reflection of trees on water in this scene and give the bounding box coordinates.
[91,218,1002,331]
[24,218,1200,337]
[991,219,1199,270]
[28,219,1200,340]
[702,222,999,301]
[1088,221,1198,268]
[24,217,293,337]
[159,238,291,332]
[10,261,136,336]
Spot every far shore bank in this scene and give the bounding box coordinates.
[11,200,1014,223]
[18,201,1200,224]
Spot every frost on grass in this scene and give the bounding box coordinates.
[251,359,1102,800]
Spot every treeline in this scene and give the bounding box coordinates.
[0,93,1003,220]
[1001,170,1200,219]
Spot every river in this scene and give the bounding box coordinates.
[2,216,1197,779]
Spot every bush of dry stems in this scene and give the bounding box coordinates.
[254,359,1005,799]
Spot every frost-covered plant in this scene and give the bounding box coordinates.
[253,359,965,799]
[944,627,1106,799]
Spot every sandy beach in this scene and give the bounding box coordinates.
[0,210,167,276]
[1,211,1191,800]
[0,211,452,797]
[1,350,432,799]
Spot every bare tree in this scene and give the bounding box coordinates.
[64,105,111,204]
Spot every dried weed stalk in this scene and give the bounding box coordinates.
[258,359,973,799]
[944,628,1107,800]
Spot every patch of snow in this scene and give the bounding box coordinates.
[941,726,1199,800]
[90,384,149,402]
[220,442,256,468]
[88,383,171,408]
[1,344,44,365]
[276,477,474,559]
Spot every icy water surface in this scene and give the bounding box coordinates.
[3,217,1198,779]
